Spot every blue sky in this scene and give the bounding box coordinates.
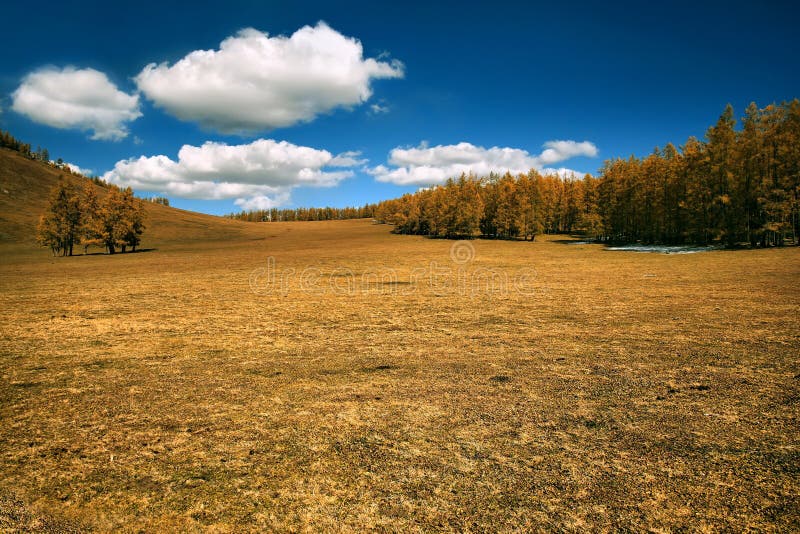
[1,0,797,215]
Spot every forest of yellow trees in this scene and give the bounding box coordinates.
[226,204,377,223]
[374,101,800,246]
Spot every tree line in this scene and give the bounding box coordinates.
[1,130,88,176]
[374,100,800,246]
[0,130,35,159]
[226,204,377,222]
[374,172,595,240]
[37,179,146,256]
[145,196,170,206]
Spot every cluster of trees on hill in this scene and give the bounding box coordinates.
[37,179,146,256]
[145,196,170,206]
[0,131,87,175]
[375,101,800,246]
[226,204,377,222]
[0,130,34,158]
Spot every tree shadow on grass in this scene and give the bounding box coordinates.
[551,237,597,244]
[78,247,158,256]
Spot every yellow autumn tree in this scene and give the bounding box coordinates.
[36,178,82,256]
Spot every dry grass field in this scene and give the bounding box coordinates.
[0,149,799,531]
[1,213,799,532]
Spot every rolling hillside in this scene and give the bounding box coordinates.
[0,147,256,247]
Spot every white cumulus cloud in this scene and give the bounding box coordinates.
[11,67,141,140]
[65,162,93,176]
[369,140,597,186]
[134,23,404,133]
[329,150,367,167]
[234,192,292,211]
[537,140,598,165]
[102,138,357,208]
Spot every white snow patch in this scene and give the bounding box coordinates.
[604,244,718,254]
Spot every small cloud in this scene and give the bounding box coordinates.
[369,102,390,115]
[234,192,292,211]
[11,67,141,141]
[537,140,598,165]
[133,136,144,145]
[329,150,367,167]
[65,162,93,176]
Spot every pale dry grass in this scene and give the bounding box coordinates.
[0,220,798,532]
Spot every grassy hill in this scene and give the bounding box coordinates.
[0,147,255,247]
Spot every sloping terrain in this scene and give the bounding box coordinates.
[0,147,256,248]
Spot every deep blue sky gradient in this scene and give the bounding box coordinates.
[1,0,797,214]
